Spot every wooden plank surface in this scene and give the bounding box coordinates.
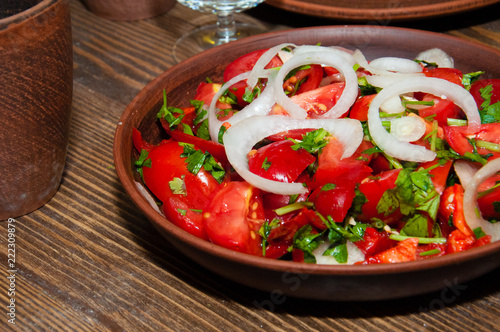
[1,0,499,330]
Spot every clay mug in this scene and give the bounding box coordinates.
[81,0,176,21]
[0,0,73,220]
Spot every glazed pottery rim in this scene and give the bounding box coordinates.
[114,25,500,279]
[0,0,56,28]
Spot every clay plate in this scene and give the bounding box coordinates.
[114,26,500,301]
[265,0,499,21]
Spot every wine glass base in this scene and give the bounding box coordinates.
[173,22,267,63]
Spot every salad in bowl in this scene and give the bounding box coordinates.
[131,43,500,266]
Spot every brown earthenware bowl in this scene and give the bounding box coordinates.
[114,26,500,301]
[265,0,499,21]
[81,0,175,21]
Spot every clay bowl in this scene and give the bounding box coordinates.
[264,0,500,21]
[81,0,175,21]
[114,26,500,301]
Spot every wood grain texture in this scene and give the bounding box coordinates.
[0,0,499,330]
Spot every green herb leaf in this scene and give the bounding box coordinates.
[290,128,330,154]
[261,157,272,171]
[291,225,323,263]
[400,214,430,237]
[323,241,348,264]
[169,176,186,195]
[156,90,185,128]
[462,71,484,90]
[179,142,226,183]
[134,149,152,179]
[473,227,486,239]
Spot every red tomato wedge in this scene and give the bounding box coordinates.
[444,123,500,160]
[423,67,463,86]
[140,141,225,239]
[203,182,265,255]
[223,48,283,107]
[248,140,315,183]
[418,93,464,127]
[469,79,500,107]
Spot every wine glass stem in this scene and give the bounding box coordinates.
[216,12,236,41]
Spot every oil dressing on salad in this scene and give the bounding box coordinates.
[133,44,500,264]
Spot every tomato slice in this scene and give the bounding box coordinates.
[203,182,264,255]
[423,67,463,86]
[132,127,157,152]
[477,174,500,220]
[357,169,403,225]
[194,82,232,110]
[141,141,225,239]
[223,48,283,107]
[444,123,500,160]
[349,94,376,122]
[418,93,464,127]
[159,118,229,167]
[248,140,315,183]
[283,64,323,95]
[360,238,419,264]
[309,182,356,224]
[469,79,500,108]
[312,137,372,190]
[354,227,397,257]
[419,159,453,195]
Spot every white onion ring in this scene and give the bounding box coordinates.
[390,116,427,142]
[380,95,405,114]
[222,115,364,195]
[208,71,250,142]
[273,52,358,119]
[415,48,454,68]
[453,160,481,191]
[367,76,480,162]
[366,74,424,89]
[246,43,296,89]
[463,158,500,242]
[292,45,357,66]
[369,57,423,73]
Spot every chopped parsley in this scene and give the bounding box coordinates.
[462,71,484,90]
[156,90,185,128]
[134,149,152,179]
[169,176,186,195]
[261,157,272,171]
[478,84,500,124]
[179,142,226,183]
[289,128,330,154]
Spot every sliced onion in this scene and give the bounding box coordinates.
[273,51,358,119]
[369,56,423,73]
[222,115,364,195]
[208,71,250,141]
[313,240,365,265]
[366,73,424,89]
[463,158,500,242]
[368,76,480,162]
[390,116,427,142]
[380,95,405,114]
[354,50,422,77]
[453,160,481,191]
[415,48,454,68]
[292,45,357,66]
[246,43,296,89]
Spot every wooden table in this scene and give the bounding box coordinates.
[2,0,500,330]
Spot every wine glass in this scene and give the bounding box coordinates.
[173,0,266,63]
